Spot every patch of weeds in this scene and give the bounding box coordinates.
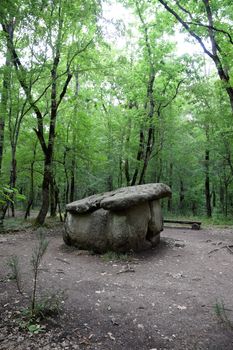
[33,217,61,230]
[164,213,233,228]
[28,323,45,334]
[6,232,64,333]
[7,255,22,293]
[214,299,233,329]
[4,218,32,231]
[29,291,64,319]
[30,232,49,316]
[101,251,133,262]
[19,318,46,334]
[19,291,64,333]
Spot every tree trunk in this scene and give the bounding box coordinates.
[124,115,131,186]
[179,179,185,212]
[131,129,145,186]
[36,156,52,225]
[118,157,123,187]
[50,175,57,217]
[205,149,212,217]
[219,182,224,214]
[69,158,75,202]
[2,9,72,225]
[63,147,70,204]
[212,188,216,208]
[167,162,173,212]
[192,201,197,216]
[224,183,228,217]
[10,158,17,217]
[0,23,12,173]
[25,143,36,219]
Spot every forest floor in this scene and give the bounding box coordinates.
[0,219,233,350]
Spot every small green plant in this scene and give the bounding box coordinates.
[7,255,22,294]
[28,323,45,334]
[6,232,64,333]
[19,317,46,334]
[30,232,49,317]
[24,291,64,320]
[101,251,133,262]
[214,299,233,329]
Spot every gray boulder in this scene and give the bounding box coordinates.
[64,183,171,253]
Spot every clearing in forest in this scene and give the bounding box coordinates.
[0,223,233,350]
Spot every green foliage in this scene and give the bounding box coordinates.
[30,232,49,316]
[19,318,46,334]
[2,217,32,230]
[7,255,22,293]
[27,323,45,334]
[21,291,64,321]
[214,299,233,329]
[6,232,64,333]
[0,185,25,206]
[164,213,233,228]
[101,251,133,262]
[31,232,49,272]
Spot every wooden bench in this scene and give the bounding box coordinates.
[164,219,201,230]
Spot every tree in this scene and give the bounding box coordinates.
[1,0,100,224]
[156,0,233,114]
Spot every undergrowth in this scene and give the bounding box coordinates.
[101,250,133,262]
[6,232,64,333]
[214,299,233,330]
[164,213,233,227]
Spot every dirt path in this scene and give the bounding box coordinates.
[1,224,233,349]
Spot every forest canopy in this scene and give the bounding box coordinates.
[0,0,233,224]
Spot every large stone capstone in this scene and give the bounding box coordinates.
[64,183,171,253]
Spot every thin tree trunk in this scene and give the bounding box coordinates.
[69,158,75,202]
[10,154,17,217]
[167,162,173,212]
[224,184,228,217]
[118,158,123,187]
[50,175,56,217]
[25,143,37,219]
[179,179,185,212]
[63,147,70,204]
[205,149,212,217]
[219,181,224,214]
[212,188,216,208]
[0,23,12,173]
[124,115,132,186]
[36,156,52,225]
[131,129,145,186]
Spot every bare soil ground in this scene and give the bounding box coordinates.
[1,222,233,350]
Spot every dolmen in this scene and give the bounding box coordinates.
[64,183,171,253]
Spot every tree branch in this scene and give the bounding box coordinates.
[186,21,233,46]
[157,0,215,59]
[1,23,47,153]
[160,79,184,110]
[57,72,72,109]
[175,0,194,21]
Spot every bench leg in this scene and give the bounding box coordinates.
[192,223,200,230]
